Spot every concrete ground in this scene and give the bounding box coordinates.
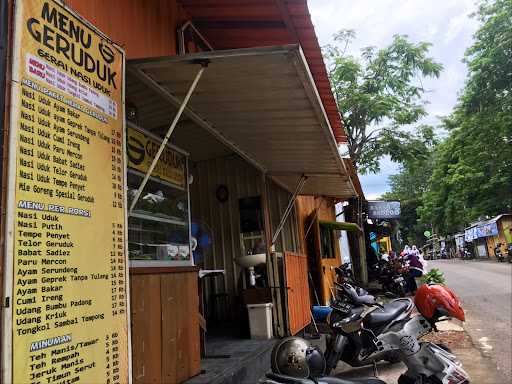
[334,320,507,383]
[429,259,511,382]
[186,337,274,384]
[333,258,511,383]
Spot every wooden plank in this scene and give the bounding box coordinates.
[161,274,178,383]
[185,273,201,378]
[284,252,311,335]
[175,274,189,383]
[171,272,200,382]
[130,271,200,384]
[301,253,311,327]
[131,274,162,384]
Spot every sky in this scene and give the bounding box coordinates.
[308,0,481,199]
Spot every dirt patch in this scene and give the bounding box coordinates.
[420,330,472,350]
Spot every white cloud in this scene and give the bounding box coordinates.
[444,13,467,43]
[308,0,480,196]
[365,192,384,200]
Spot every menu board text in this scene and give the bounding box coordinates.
[7,1,130,383]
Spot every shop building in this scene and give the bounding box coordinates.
[0,1,366,383]
[464,214,512,259]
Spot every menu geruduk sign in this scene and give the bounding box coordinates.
[4,1,130,383]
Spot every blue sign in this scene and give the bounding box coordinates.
[465,221,498,241]
[368,201,401,219]
[476,222,498,238]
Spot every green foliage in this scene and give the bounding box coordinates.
[420,268,446,285]
[418,0,512,233]
[382,126,438,245]
[324,31,443,173]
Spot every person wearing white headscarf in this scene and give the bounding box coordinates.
[405,245,424,293]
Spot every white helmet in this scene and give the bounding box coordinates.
[270,337,325,378]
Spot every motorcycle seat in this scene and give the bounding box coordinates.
[364,298,412,330]
[265,373,386,384]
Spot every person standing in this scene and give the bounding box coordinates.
[406,245,424,294]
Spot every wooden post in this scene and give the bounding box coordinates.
[345,198,368,285]
[261,174,282,336]
[357,198,368,284]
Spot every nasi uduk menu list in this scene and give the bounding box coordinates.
[7,1,130,383]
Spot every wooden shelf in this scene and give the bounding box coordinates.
[130,266,199,274]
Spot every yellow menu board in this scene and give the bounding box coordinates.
[127,126,186,188]
[6,1,130,383]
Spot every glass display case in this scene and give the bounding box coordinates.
[126,124,192,267]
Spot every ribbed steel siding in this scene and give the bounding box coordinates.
[190,155,299,318]
[180,0,347,143]
[66,0,190,59]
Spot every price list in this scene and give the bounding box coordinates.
[8,1,129,383]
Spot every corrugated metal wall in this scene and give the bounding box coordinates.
[66,0,190,59]
[190,154,299,318]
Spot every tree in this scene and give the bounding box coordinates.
[382,126,438,245]
[324,31,443,173]
[418,0,512,234]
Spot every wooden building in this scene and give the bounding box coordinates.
[484,214,512,258]
[0,1,365,383]
[464,214,512,259]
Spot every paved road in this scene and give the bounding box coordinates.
[429,259,512,381]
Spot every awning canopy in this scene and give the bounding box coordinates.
[319,220,361,233]
[127,45,356,199]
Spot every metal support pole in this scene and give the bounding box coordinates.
[129,64,206,214]
[271,175,307,247]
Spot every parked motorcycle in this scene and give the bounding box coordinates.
[494,243,505,262]
[370,260,408,297]
[507,243,512,263]
[324,282,470,384]
[463,247,473,260]
[334,264,371,297]
[260,336,386,384]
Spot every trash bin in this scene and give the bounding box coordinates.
[247,303,273,339]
